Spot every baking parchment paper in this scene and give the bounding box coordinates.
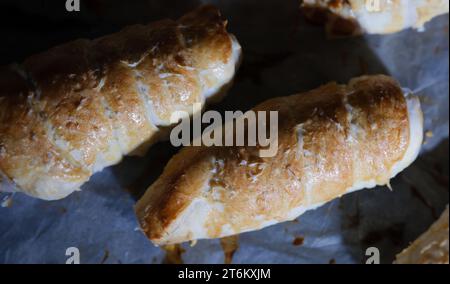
[0,0,448,264]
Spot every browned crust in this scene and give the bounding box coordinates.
[0,5,238,199]
[137,75,411,243]
[0,67,89,196]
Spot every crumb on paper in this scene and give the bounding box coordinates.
[423,131,434,145]
[100,249,110,264]
[292,236,305,246]
[1,194,13,208]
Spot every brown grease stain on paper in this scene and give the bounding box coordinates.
[162,244,185,264]
[220,235,239,264]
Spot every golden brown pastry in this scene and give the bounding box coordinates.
[395,206,449,264]
[136,75,424,246]
[0,5,242,200]
[300,0,449,36]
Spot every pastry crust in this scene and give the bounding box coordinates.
[300,0,449,36]
[136,75,424,246]
[0,5,242,200]
[395,206,449,264]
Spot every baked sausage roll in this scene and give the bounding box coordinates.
[136,75,424,245]
[0,5,242,200]
[300,0,449,36]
